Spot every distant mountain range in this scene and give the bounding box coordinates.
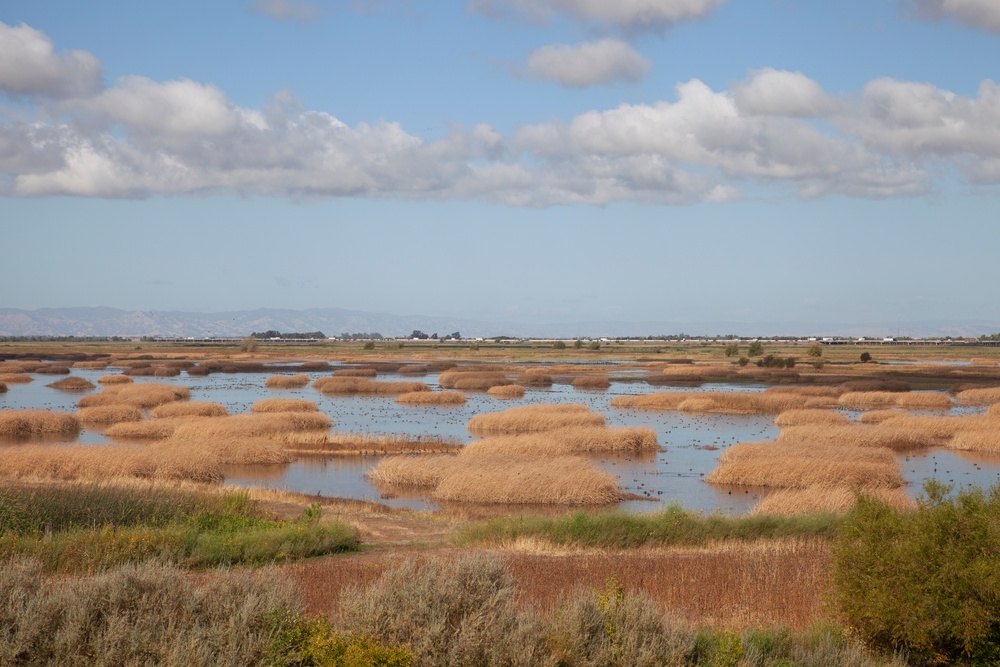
[1,307,998,340]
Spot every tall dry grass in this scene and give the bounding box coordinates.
[486,385,525,399]
[955,387,1000,405]
[0,373,33,384]
[612,391,836,414]
[78,383,190,409]
[753,486,915,516]
[34,365,71,375]
[153,367,181,377]
[396,391,467,406]
[77,405,145,425]
[150,401,229,418]
[332,367,378,377]
[264,374,311,388]
[46,376,96,391]
[718,441,897,466]
[251,398,319,413]
[706,457,904,490]
[105,417,193,441]
[764,385,841,398]
[0,410,81,436]
[773,409,850,427]
[837,391,953,410]
[467,404,605,435]
[71,360,110,369]
[777,423,939,451]
[970,357,998,367]
[282,431,462,455]
[516,372,553,387]
[312,377,429,395]
[570,376,611,390]
[368,454,621,505]
[857,410,905,424]
[438,371,512,391]
[462,426,658,457]
[171,412,332,439]
[98,374,134,385]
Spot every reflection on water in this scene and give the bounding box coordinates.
[2,364,999,512]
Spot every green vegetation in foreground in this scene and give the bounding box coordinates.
[455,504,842,549]
[0,484,358,573]
[834,481,1000,667]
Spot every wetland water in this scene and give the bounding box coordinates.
[3,365,998,513]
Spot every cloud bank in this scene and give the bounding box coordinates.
[471,0,728,33]
[2,22,999,205]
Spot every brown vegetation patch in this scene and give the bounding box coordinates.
[283,432,463,456]
[838,379,911,393]
[172,412,333,439]
[98,374,134,385]
[0,373,33,384]
[264,373,311,388]
[516,372,553,387]
[838,391,953,410]
[34,365,71,375]
[332,367,378,377]
[46,376,96,391]
[72,360,110,369]
[251,398,319,413]
[486,385,525,399]
[439,370,513,391]
[462,426,658,457]
[612,391,836,414]
[0,409,81,436]
[753,486,915,516]
[105,417,192,441]
[955,387,1000,405]
[78,383,190,409]
[571,376,611,390]
[77,405,145,425]
[467,404,605,435]
[313,377,430,395]
[777,423,939,451]
[707,457,904,490]
[773,409,850,427]
[397,391,467,406]
[150,401,229,418]
[857,410,906,424]
[153,367,181,377]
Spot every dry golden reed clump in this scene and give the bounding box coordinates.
[77,405,145,425]
[857,410,906,424]
[397,391,467,406]
[462,426,658,457]
[332,367,378,377]
[396,364,429,375]
[368,454,620,505]
[776,423,939,451]
[571,376,611,390]
[105,417,191,441]
[251,398,319,413]
[612,391,835,414]
[773,409,850,427]
[970,358,999,367]
[98,374,134,385]
[706,457,904,490]
[989,403,1000,418]
[34,365,71,375]
[312,377,430,395]
[0,409,81,436]
[948,430,1000,454]
[486,385,526,399]
[0,443,222,484]
[837,391,953,410]
[72,360,110,369]
[438,371,513,391]
[282,431,463,455]
[171,412,333,439]
[265,374,311,388]
[0,373,33,384]
[78,383,190,409]
[0,362,32,374]
[516,372,553,387]
[955,387,1000,405]
[753,486,915,516]
[150,401,229,418]
[764,386,841,398]
[153,367,181,377]
[46,376,96,391]
[838,379,911,393]
[467,404,605,435]
[718,440,896,466]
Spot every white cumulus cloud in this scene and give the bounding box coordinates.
[903,0,1000,34]
[470,0,727,33]
[734,68,838,117]
[524,39,651,87]
[0,22,102,98]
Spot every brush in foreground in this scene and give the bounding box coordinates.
[46,376,96,391]
[396,390,467,405]
[312,377,429,395]
[264,373,311,388]
[251,398,319,413]
[467,403,605,435]
[369,454,621,505]
[463,426,658,456]
[78,383,190,409]
[486,384,525,399]
[753,485,915,516]
[150,401,229,418]
[0,409,81,436]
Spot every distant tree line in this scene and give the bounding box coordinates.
[409,331,461,340]
[339,332,385,340]
[250,330,326,339]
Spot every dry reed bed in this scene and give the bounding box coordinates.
[955,387,1000,405]
[706,458,904,490]
[312,377,430,395]
[438,371,513,391]
[105,417,199,441]
[462,426,658,457]
[570,376,611,390]
[396,391,467,406]
[611,391,836,414]
[486,385,525,399]
[78,383,191,409]
[71,360,110,369]
[467,404,605,435]
[98,374,134,385]
[0,443,222,483]
[332,367,378,377]
[264,374,311,388]
[970,357,999,367]
[753,486,915,516]
[368,454,621,505]
[857,410,906,424]
[0,373,33,384]
[77,405,145,425]
[776,424,940,451]
[773,409,850,427]
[251,398,319,413]
[837,391,953,410]
[718,441,897,466]
[949,429,1000,454]
[281,431,463,455]
[106,412,332,442]
[46,376,96,391]
[34,365,71,375]
[0,410,81,436]
[149,401,229,418]
[516,372,553,387]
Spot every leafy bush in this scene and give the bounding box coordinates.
[270,616,413,667]
[860,352,873,363]
[553,340,567,350]
[833,481,1000,666]
[363,341,375,350]
[807,343,823,357]
[747,341,764,357]
[724,343,740,357]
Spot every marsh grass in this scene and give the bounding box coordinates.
[251,398,319,413]
[753,486,915,516]
[45,376,96,391]
[773,409,850,427]
[105,416,193,440]
[78,383,190,409]
[396,391,467,406]
[516,372,553,387]
[857,410,906,424]
[0,374,33,384]
[98,374,134,385]
[777,423,940,451]
[264,373,311,388]
[170,412,332,439]
[612,391,836,414]
[77,405,145,425]
[838,391,953,410]
[150,401,229,418]
[313,377,430,395]
[462,426,658,457]
[467,403,605,435]
[34,365,71,375]
[0,410,81,437]
[282,431,463,455]
[571,375,612,390]
[331,367,378,377]
[955,386,1000,405]
[438,370,513,391]
[486,384,525,399]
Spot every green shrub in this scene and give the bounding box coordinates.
[363,341,375,350]
[747,341,764,357]
[860,352,873,363]
[807,343,823,357]
[553,340,567,350]
[723,343,740,357]
[833,481,1000,666]
[589,341,601,351]
[737,356,750,367]
[270,616,413,667]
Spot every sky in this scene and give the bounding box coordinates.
[1,0,999,330]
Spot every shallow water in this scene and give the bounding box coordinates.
[2,363,997,513]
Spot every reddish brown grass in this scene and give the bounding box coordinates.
[77,405,145,425]
[312,377,430,395]
[34,365,71,375]
[46,376,96,391]
[251,398,319,413]
[837,391,953,410]
[467,404,605,435]
[516,372,553,387]
[78,383,190,409]
[462,426,658,456]
[98,374,134,385]
[857,410,906,424]
[0,409,81,436]
[150,402,229,418]
[486,385,525,399]
[72,360,110,369]
[570,376,611,390]
[773,409,850,427]
[753,486,915,516]
[438,371,513,391]
[0,374,33,384]
[613,391,836,414]
[282,431,462,455]
[955,387,1000,405]
[332,367,378,377]
[265,374,311,388]
[171,412,332,439]
[396,391,467,406]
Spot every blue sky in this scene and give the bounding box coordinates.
[2,1,999,329]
